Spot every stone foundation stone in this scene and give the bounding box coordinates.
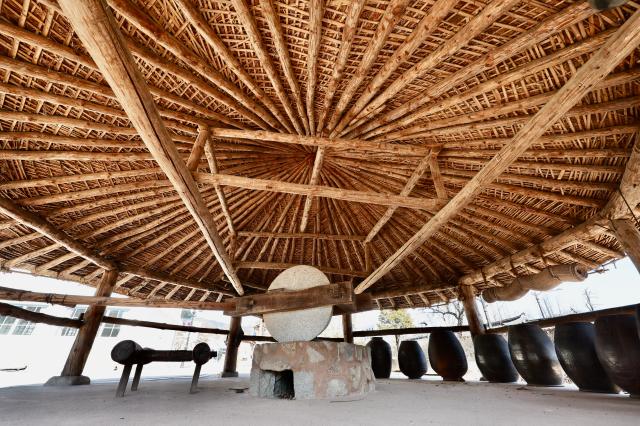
[250,341,375,399]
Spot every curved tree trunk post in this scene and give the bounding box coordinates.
[342,313,354,343]
[611,218,640,274]
[222,316,243,377]
[459,285,485,337]
[46,269,118,386]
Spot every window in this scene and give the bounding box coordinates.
[0,315,17,335]
[61,307,87,337]
[0,306,43,336]
[100,309,125,337]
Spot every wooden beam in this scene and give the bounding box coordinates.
[354,8,640,294]
[0,285,234,310]
[364,154,433,243]
[174,0,293,132]
[342,313,354,343]
[326,0,409,134]
[429,148,447,199]
[208,127,433,156]
[195,173,445,211]
[229,0,301,133]
[0,198,116,270]
[59,0,243,295]
[306,0,323,132]
[222,316,242,377]
[237,231,365,241]
[487,303,638,334]
[225,281,352,316]
[235,261,368,277]
[299,147,325,231]
[204,139,236,238]
[316,0,365,133]
[60,269,118,378]
[341,0,521,136]
[353,325,469,337]
[0,301,83,329]
[611,218,640,273]
[101,315,229,335]
[459,285,484,336]
[334,0,457,135]
[350,2,595,138]
[186,126,210,171]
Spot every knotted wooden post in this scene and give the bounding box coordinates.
[342,313,354,343]
[221,316,243,377]
[46,269,118,385]
[459,285,485,337]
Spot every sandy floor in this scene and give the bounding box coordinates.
[1,374,639,425]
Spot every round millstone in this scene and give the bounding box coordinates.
[263,265,332,342]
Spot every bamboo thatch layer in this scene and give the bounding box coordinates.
[0,0,638,309]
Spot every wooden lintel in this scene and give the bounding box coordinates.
[225,281,353,316]
[0,301,83,328]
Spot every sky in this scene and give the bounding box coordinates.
[1,256,639,333]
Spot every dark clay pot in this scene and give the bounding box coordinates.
[428,330,467,381]
[554,322,618,393]
[366,337,392,379]
[508,324,563,386]
[473,334,518,383]
[595,314,640,397]
[398,340,427,379]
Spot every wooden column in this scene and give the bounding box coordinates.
[46,269,118,386]
[342,313,354,343]
[221,316,242,377]
[611,218,640,273]
[459,285,485,337]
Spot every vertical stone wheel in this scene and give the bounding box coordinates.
[554,322,618,393]
[366,337,392,379]
[473,333,518,383]
[508,324,563,386]
[398,340,427,379]
[595,314,640,397]
[428,330,468,381]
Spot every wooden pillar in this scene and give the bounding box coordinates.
[46,269,118,386]
[611,218,640,273]
[221,316,242,377]
[459,285,485,337]
[342,313,354,343]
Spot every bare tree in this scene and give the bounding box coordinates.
[421,301,466,326]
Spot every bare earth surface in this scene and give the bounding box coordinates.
[1,375,639,425]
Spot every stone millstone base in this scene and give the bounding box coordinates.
[44,375,91,386]
[250,341,375,400]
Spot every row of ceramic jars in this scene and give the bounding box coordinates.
[366,330,469,382]
[366,309,640,397]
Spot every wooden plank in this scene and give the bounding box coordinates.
[354,8,640,294]
[353,325,469,337]
[195,172,445,211]
[101,316,229,335]
[225,281,353,316]
[58,0,243,295]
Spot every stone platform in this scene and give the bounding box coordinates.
[249,341,375,399]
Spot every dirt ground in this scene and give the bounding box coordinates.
[1,374,639,425]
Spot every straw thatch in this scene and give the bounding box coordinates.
[0,0,639,310]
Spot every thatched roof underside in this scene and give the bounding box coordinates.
[0,0,638,309]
